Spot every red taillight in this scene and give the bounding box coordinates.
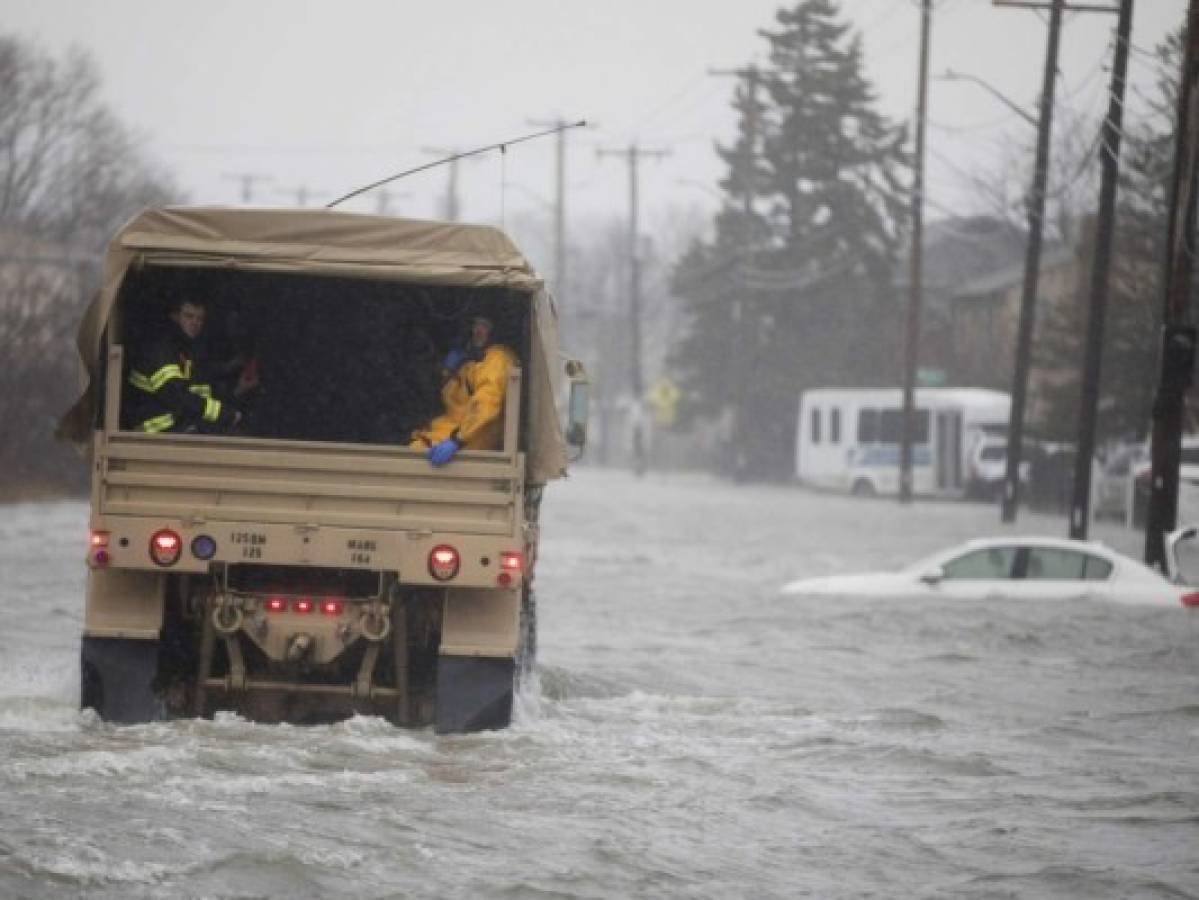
[500,551,523,572]
[320,599,344,615]
[1182,592,1199,608]
[149,529,182,566]
[294,598,314,614]
[266,596,287,613]
[428,544,460,581]
[90,531,109,548]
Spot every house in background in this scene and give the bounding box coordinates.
[894,216,1029,382]
[947,245,1081,425]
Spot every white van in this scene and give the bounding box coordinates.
[795,387,1011,497]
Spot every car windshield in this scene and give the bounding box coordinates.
[904,545,1014,578]
[980,446,1006,461]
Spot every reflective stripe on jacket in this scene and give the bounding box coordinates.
[126,336,232,433]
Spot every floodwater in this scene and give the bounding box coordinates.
[1,469,1197,898]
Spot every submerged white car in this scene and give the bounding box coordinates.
[780,536,1199,607]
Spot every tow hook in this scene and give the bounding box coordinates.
[211,596,244,635]
[360,600,391,643]
[286,632,314,662]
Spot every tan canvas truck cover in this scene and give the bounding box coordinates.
[59,206,568,483]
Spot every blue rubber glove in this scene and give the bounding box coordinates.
[428,437,460,466]
[442,348,467,373]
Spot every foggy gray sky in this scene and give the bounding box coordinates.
[2,0,1188,233]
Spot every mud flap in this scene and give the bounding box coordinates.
[80,637,164,724]
[435,655,514,734]
[516,588,537,688]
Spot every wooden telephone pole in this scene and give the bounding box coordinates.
[999,0,1066,523]
[1145,0,1199,569]
[1067,0,1134,539]
[597,144,670,476]
[900,0,933,504]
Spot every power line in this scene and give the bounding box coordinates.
[325,122,585,210]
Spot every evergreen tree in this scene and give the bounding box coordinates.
[759,0,909,283]
[669,0,910,479]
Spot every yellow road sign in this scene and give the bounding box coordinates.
[647,378,680,426]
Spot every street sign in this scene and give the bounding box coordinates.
[916,367,946,386]
[646,377,680,426]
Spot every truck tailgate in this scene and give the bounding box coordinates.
[97,433,520,535]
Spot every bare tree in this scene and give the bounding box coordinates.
[0,34,182,498]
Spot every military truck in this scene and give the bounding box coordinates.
[58,207,588,733]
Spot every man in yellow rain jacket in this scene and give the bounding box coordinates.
[410,315,518,466]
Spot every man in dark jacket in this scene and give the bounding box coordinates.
[125,298,249,433]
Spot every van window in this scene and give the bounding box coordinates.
[1181,446,1199,466]
[858,409,878,443]
[811,408,822,444]
[830,408,841,444]
[880,409,903,443]
[878,409,929,444]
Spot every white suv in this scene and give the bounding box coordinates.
[1127,437,1199,528]
[966,436,1030,500]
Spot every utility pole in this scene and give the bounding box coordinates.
[998,0,1065,523]
[422,147,476,221]
[1145,0,1199,568]
[527,117,580,299]
[598,143,670,476]
[900,0,933,504]
[276,185,323,207]
[223,173,272,204]
[374,188,410,216]
[1068,0,1133,539]
[709,64,761,481]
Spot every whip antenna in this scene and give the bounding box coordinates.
[326,120,587,209]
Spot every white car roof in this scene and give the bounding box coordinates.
[954,536,1112,555]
